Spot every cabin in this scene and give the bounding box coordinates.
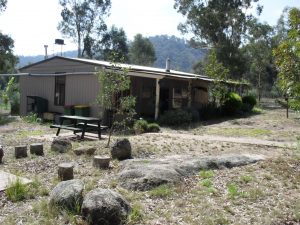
[18,56,212,123]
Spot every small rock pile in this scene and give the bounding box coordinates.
[49,180,131,225]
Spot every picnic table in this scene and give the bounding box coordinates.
[50,115,107,139]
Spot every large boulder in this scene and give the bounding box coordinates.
[73,146,96,156]
[49,179,84,212]
[0,146,3,163]
[111,138,132,160]
[81,188,131,225]
[51,137,72,153]
[118,154,265,191]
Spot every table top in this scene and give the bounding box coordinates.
[60,115,101,122]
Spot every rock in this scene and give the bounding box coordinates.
[93,156,110,169]
[15,145,28,158]
[0,146,3,163]
[73,146,96,156]
[118,154,265,191]
[81,188,131,225]
[51,137,72,153]
[111,138,132,160]
[58,163,74,181]
[49,179,84,212]
[30,143,44,156]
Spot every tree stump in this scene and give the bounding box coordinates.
[15,146,28,159]
[93,156,110,169]
[58,163,74,181]
[0,146,3,163]
[30,143,44,156]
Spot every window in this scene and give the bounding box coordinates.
[54,76,66,106]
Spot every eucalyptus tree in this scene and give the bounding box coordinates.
[58,0,111,58]
[174,0,262,78]
[0,0,7,12]
[129,34,156,66]
[273,7,300,110]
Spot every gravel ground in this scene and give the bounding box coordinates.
[0,100,299,225]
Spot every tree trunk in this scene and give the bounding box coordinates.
[93,156,110,169]
[58,163,74,181]
[15,146,28,159]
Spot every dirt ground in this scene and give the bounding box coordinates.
[0,99,299,225]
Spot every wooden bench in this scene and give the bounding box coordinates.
[50,115,104,139]
[50,124,82,136]
[77,122,108,130]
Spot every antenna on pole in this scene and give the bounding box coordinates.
[54,39,65,56]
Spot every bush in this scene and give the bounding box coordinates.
[199,103,221,120]
[185,108,200,122]
[242,95,257,111]
[147,123,160,132]
[133,119,148,134]
[133,119,160,134]
[158,109,192,126]
[222,92,242,115]
[22,112,41,123]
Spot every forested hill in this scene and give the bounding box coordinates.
[18,35,206,72]
[150,35,206,72]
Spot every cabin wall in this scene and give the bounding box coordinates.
[19,74,102,117]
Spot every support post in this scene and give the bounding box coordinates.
[188,80,192,108]
[155,78,161,120]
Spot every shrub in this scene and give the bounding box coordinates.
[185,108,200,121]
[222,92,242,115]
[22,112,40,123]
[147,123,160,132]
[158,109,192,126]
[199,103,221,120]
[133,120,160,134]
[242,95,257,112]
[133,119,148,134]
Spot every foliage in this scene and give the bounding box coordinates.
[99,25,129,62]
[0,0,7,12]
[133,119,148,134]
[6,178,28,202]
[0,33,18,88]
[199,170,214,179]
[242,95,257,111]
[185,107,200,121]
[273,7,300,110]
[133,119,160,134]
[149,35,206,72]
[97,56,136,146]
[174,0,262,78]
[242,18,277,100]
[227,183,240,199]
[3,77,20,115]
[129,34,156,66]
[222,92,242,115]
[149,184,174,198]
[22,112,40,123]
[204,50,229,105]
[198,102,221,120]
[158,109,192,126]
[58,0,111,57]
[127,204,143,224]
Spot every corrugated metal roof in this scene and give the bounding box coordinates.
[16,56,212,81]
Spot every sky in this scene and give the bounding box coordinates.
[0,0,299,56]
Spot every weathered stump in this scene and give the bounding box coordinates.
[30,143,44,156]
[0,146,3,163]
[58,163,74,181]
[93,156,110,169]
[15,146,28,159]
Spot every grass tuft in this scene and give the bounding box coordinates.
[6,178,28,202]
[149,184,174,198]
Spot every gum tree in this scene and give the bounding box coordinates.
[58,0,111,57]
[273,7,300,110]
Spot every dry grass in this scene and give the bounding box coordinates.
[0,102,300,224]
